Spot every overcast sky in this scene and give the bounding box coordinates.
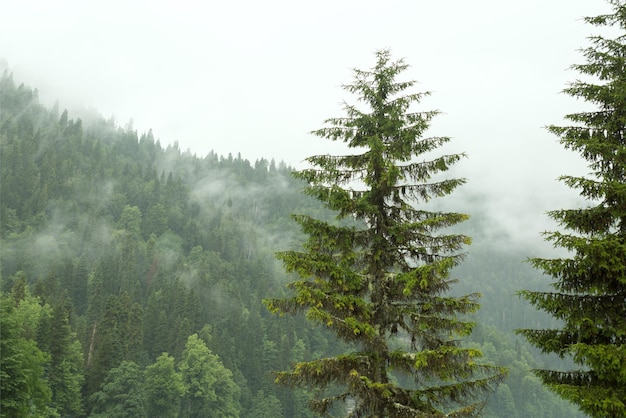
[0,0,615,247]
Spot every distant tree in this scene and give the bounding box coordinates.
[89,360,146,418]
[144,353,185,418]
[143,202,168,237]
[114,205,146,297]
[245,390,283,418]
[264,49,506,416]
[179,334,240,418]
[85,292,143,396]
[485,383,517,418]
[517,2,626,416]
[40,300,84,416]
[58,109,68,128]
[0,294,54,417]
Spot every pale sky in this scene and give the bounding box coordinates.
[0,0,615,247]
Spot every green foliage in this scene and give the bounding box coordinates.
[0,70,331,417]
[88,361,146,418]
[0,294,55,418]
[179,334,241,418]
[245,390,283,418]
[0,51,604,416]
[85,292,143,396]
[144,353,185,418]
[469,324,585,418]
[40,300,85,416]
[265,50,506,416]
[517,2,626,416]
[87,339,239,418]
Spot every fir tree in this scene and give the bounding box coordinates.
[264,49,506,417]
[517,2,626,416]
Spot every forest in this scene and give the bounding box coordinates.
[0,68,589,417]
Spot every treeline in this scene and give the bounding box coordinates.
[0,72,582,417]
[0,71,326,417]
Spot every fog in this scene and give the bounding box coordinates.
[1,0,610,251]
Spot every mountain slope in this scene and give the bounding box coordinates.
[0,72,583,417]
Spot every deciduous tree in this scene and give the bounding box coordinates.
[0,294,54,417]
[89,360,146,418]
[179,334,240,418]
[144,353,185,418]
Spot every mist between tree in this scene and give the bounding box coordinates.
[0,54,594,417]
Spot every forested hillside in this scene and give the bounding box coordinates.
[0,72,584,417]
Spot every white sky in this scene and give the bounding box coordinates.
[0,0,615,248]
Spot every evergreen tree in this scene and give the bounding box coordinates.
[85,292,143,397]
[40,300,84,416]
[517,2,626,417]
[264,50,506,416]
[245,390,283,418]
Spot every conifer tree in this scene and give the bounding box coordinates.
[517,2,626,416]
[264,49,506,417]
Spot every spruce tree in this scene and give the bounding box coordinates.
[517,2,626,416]
[264,49,506,417]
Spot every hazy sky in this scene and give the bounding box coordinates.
[0,0,614,246]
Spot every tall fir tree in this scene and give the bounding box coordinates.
[517,2,626,416]
[264,49,506,417]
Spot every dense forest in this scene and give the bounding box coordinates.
[0,71,585,417]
